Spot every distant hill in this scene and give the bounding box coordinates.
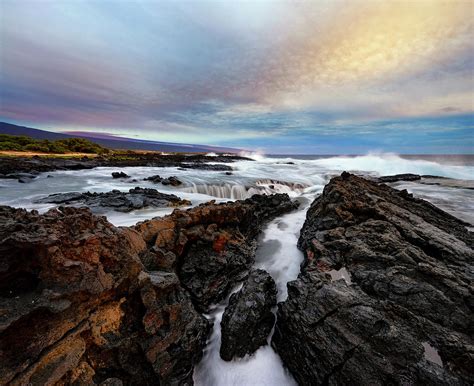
[0,122,241,154]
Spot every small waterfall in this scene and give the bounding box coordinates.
[183,183,254,199]
[182,180,308,200]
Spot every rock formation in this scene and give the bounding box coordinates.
[220,269,277,361]
[0,153,249,178]
[0,206,209,385]
[35,187,191,212]
[376,173,422,183]
[273,172,473,385]
[111,171,129,179]
[0,193,297,384]
[144,175,182,186]
[134,194,299,310]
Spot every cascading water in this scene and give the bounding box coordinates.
[182,180,308,200]
[193,200,310,386]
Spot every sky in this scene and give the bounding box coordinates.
[0,0,473,154]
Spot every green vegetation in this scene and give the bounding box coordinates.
[0,135,109,154]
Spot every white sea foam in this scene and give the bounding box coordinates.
[193,205,307,386]
[309,152,474,180]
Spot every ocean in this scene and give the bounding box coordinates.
[0,152,472,385]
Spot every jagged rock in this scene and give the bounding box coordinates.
[111,171,129,179]
[273,172,473,385]
[35,187,191,212]
[161,176,182,186]
[144,175,182,186]
[377,173,422,183]
[0,205,209,385]
[144,175,163,183]
[220,269,277,361]
[180,163,232,171]
[0,192,297,384]
[134,194,299,310]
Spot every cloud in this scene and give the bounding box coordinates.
[0,0,472,153]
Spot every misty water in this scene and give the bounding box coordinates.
[0,153,473,385]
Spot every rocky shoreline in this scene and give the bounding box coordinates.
[0,194,297,384]
[0,172,472,385]
[273,172,473,385]
[0,153,251,180]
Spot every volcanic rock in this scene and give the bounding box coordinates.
[111,171,129,179]
[35,187,191,212]
[144,175,163,183]
[0,206,209,385]
[134,194,299,310]
[220,269,277,361]
[273,172,473,385]
[377,173,421,183]
[0,153,249,178]
[179,163,232,171]
[161,176,182,186]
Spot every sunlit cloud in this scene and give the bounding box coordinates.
[0,0,472,153]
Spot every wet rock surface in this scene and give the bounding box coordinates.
[220,269,277,361]
[134,193,299,310]
[376,173,422,183]
[0,206,209,385]
[35,187,191,212]
[0,193,297,385]
[112,171,129,178]
[178,163,233,171]
[144,175,182,186]
[273,172,473,385]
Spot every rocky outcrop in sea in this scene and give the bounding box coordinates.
[220,269,277,361]
[35,187,191,212]
[272,172,473,385]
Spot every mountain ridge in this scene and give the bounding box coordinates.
[0,122,241,153]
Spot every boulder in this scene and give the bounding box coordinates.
[111,171,129,179]
[161,176,182,186]
[144,175,163,183]
[35,187,191,212]
[220,269,277,361]
[273,172,473,385]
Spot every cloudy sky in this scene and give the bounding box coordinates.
[1,0,473,153]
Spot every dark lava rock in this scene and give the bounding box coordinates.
[225,171,233,175]
[161,176,182,186]
[144,174,163,183]
[112,171,129,178]
[377,173,421,183]
[220,269,277,361]
[180,163,232,171]
[0,206,209,385]
[134,193,299,310]
[0,191,299,384]
[273,172,473,385]
[0,153,249,178]
[35,187,190,212]
[144,175,182,186]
